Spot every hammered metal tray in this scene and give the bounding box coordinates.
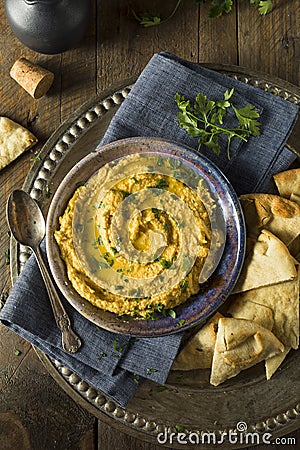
[10,66,300,449]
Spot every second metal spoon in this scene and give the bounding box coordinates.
[7,189,82,353]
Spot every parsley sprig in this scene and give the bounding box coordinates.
[250,0,273,15]
[175,88,261,159]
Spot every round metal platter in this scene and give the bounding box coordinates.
[9,66,300,448]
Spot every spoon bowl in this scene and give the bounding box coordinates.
[7,189,82,353]
[7,189,45,248]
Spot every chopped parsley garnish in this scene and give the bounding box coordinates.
[147,368,158,375]
[44,185,51,198]
[180,280,188,292]
[151,207,160,219]
[154,178,169,189]
[156,156,164,167]
[113,340,126,353]
[134,373,140,384]
[115,285,124,290]
[157,385,166,392]
[168,309,176,319]
[5,249,10,265]
[159,258,172,269]
[168,158,182,169]
[120,189,130,198]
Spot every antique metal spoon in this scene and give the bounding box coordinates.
[7,190,82,353]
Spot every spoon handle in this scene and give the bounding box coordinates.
[34,245,82,353]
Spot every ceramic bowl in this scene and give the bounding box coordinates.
[46,137,245,337]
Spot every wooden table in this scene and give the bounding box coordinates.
[0,1,299,449]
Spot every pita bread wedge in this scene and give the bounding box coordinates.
[233,230,297,294]
[172,313,222,370]
[240,193,300,246]
[265,347,291,380]
[0,116,38,171]
[273,168,300,199]
[210,318,284,386]
[227,296,274,330]
[231,273,299,350]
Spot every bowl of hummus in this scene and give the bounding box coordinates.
[46,137,245,336]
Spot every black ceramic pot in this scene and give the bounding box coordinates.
[5,0,92,54]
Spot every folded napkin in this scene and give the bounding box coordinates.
[0,52,298,407]
[102,52,299,194]
[0,244,182,407]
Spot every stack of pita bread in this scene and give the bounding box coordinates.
[173,167,300,386]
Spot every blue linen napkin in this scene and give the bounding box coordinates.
[0,52,298,408]
[102,52,299,194]
[0,246,182,407]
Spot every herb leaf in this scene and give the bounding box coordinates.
[250,0,273,15]
[258,0,273,15]
[132,0,182,27]
[207,0,233,18]
[134,12,161,27]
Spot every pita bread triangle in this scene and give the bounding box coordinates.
[0,117,38,171]
[227,296,274,330]
[231,275,299,350]
[265,347,291,381]
[240,193,300,246]
[273,168,300,199]
[172,312,223,370]
[233,229,297,294]
[210,318,284,386]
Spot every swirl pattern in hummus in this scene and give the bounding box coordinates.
[54,153,221,318]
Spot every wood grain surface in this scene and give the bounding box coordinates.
[0,1,299,449]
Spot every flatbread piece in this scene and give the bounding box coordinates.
[240,193,300,246]
[233,229,297,294]
[273,168,300,200]
[0,116,38,171]
[210,318,284,386]
[172,312,222,370]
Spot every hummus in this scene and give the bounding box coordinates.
[54,156,212,318]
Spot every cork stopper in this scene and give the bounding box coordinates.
[10,58,54,99]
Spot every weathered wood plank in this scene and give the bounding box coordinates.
[0,328,96,450]
[198,2,238,65]
[0,3,97,450]
[237,0,300,85]
[60,0,98,121]
[96,0,199,92]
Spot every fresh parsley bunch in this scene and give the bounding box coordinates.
[132,0,273,27]
[175,88,261,159]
